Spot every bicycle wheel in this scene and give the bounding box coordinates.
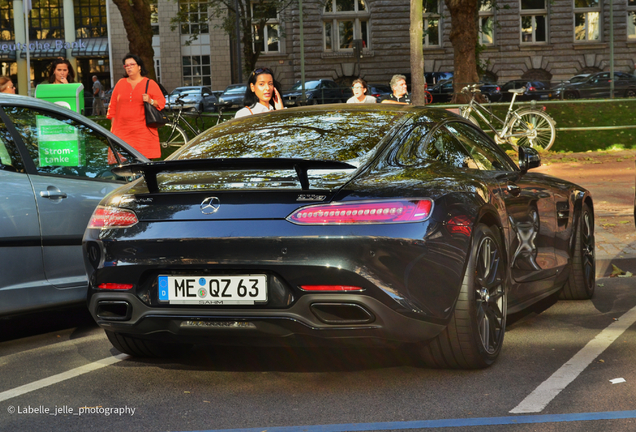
[507,109,556,151]
[424,91,433,104]
[158,123,188,148]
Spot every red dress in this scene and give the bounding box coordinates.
[107,77,166,159]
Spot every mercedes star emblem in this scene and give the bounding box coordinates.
[200,197,221,214]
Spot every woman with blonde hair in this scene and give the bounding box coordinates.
[0,76,16,94]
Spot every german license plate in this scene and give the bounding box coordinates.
[158,275,267,305]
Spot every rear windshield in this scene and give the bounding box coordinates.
[172,108,408,164]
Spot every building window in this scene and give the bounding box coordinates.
[0,2,14,41]
[155,58,161,83]
[75,0,107,39]
[520,0,547,44]
[182,55,211,86]
[150,0,159,36]
[479,1,494,45]
[31,0,64,39]
[323,0,370,52]
[423,0,440,47]
[252,2,280,54]
[628,0,636,39]
[574,0,600,42]
[180,0,209,35]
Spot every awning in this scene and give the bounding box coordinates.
[72,38,108,58]
[18,40,66,59]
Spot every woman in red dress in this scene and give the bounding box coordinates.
[107,53,165,159]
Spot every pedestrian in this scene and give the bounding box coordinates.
[47,58,75,84]
[381,74,411,104]
[347,78,376,103]
[0,76,16,94]
[235,67,284,118]
[107,53,166,159]
[92,75,105,116]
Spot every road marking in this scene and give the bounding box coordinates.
[190,410,636,431]
[0,354,128,402]
[510,303,636,414]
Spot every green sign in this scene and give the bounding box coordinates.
[37,116,84,167]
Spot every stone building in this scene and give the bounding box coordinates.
[3,0,636,95]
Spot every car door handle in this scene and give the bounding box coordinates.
[507,183,521,196]
[40,190,68,199]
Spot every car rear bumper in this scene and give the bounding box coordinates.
[89,290,447,346]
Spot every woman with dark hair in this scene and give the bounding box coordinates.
[347,78,376,103]
[235,67,284,118]
[107,53,165,158]
[48,58,75,84]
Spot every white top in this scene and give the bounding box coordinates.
[347,95,377,104]
[235,103,274,118]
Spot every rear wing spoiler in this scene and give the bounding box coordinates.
[111,158,356,193]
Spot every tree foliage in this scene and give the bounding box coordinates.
[172,0,293,79]
[111,0,157,81]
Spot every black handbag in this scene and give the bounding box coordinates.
[144,79,169,128]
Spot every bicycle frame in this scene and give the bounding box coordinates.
[462,87,536,142]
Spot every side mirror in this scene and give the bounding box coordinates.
[518,147,541,174]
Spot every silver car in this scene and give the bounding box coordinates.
[0,94,146,316]
[166,86,218,112]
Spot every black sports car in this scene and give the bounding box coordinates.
[83,105,595,369]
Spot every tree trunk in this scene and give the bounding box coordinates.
[410,0,425,105]
[444,0,479,103]
[111,0,156,81]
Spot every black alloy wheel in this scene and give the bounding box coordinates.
[418,224,507,369]
[624,89,636,98]
[564,91,578,100]
[559,203,595,300]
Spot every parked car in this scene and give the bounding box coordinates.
[282,79,349,106]
[499,80,553,101]
[83,104,595,369]
[217,84,247,108]
[166,86,218,112]
[429,79,502,103]
[367,83,392,101]
[102,88,114,111]
[0,94,146,317]
[552,72,636,100]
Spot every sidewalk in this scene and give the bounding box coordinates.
[535,150,636,277]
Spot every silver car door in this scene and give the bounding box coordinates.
[0,118,48,315]
[2,105,142,290]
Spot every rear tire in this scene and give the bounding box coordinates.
[507,109,556,151]
[559,203,595,300]
[105,330,191,358]
[159,123,188,148]
[417,224,507,369]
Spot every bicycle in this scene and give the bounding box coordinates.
[459,84,556,151]
[158,97,229,148]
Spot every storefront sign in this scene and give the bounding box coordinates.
[0,39,87,53]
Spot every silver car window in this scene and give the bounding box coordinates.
[3,106,136,180]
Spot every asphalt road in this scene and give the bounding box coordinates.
[1,276,636,432]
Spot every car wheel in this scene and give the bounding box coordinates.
[105,330,191,358]
[564,91,578,100]
[417,224,507,369]
[559,203,595,300]
[624,89,636,98]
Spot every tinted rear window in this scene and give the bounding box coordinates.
[172,108,408,164]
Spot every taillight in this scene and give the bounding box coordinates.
[287,199,433,225]
[300,285,364,292]
[88,206,138,229]
[98,283,133,290]
[495,86,500,92]
[528,86,536,91]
